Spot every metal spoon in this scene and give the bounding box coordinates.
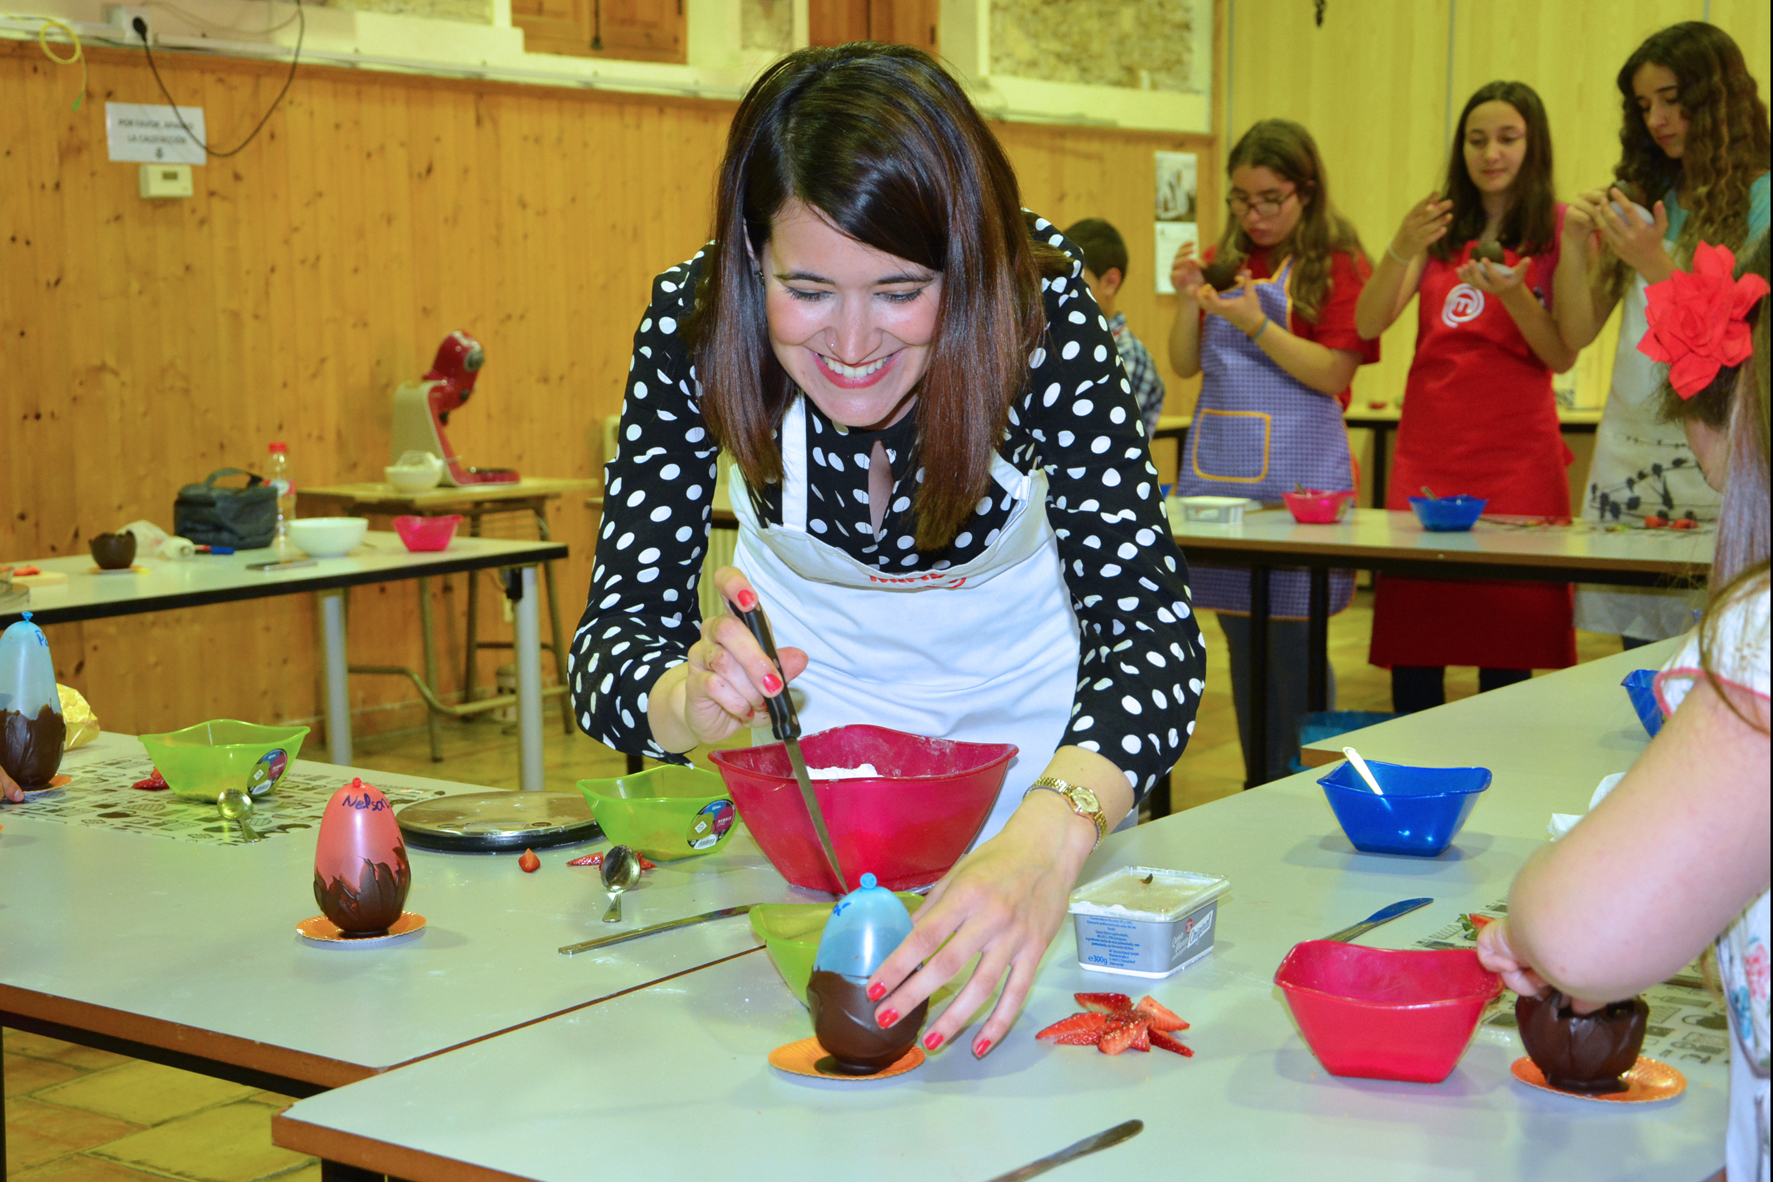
[600,845,641,923]
[1342,746,1385,795]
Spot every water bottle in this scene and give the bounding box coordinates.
[267,442,294,556]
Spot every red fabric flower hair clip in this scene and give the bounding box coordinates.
[1639,241,1770,397]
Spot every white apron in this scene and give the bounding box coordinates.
[1575,267,1716,639]
[729,397,1082,845]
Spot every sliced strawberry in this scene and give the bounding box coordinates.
[1037,1012,1107,1041]
[1074,991,1133,1014]
[1050,1028,1107,1046]
[1097,1020,1144,1056]
[1133,996,1189,1032]
[1127,1021,1151,1052]
[1149,1030,1194,1057]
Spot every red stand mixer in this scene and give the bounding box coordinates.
[391,332,520,486]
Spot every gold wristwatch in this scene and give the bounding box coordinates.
[1024,776,1108,848]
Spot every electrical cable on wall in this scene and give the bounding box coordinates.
[133,0,303,158]
[3,12,87,110]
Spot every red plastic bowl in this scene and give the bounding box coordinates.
[1282,488,1355,524]
[394,515,461,552]
[1274,941,1501,1082]
[707,724,1016,894]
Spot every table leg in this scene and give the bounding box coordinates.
[1307,567,1330,714]
[1148,769,1172,819]
[418,575,443,762]
[514,566,545,792]
[1245,567,1269,790]
[533,508,574,736]
[320,589,352,766]
[464,512,483,709]
[1370,424,1391,508]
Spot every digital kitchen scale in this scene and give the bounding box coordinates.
[396,791,600,853]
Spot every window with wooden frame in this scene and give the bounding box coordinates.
[513,0,686,63]
[808,0,938,52]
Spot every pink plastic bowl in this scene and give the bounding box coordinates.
[394,515,461,552]
[1282,488,1355,524]
[707,724,1017,894]
[1274,941,1501,1083]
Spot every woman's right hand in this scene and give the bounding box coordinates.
[679,566,808,746]
[1390,190,1453,261]
[1170,241,1203,298]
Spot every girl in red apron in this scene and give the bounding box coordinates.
[1356,82,1578,712]
[1169,120,1379,782]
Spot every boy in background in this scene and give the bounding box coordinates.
[1063,218,1166,438]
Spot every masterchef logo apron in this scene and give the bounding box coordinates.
[729,396,1083,845]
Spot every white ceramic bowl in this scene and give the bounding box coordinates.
[289,517,368,558]
[385,464,443,493]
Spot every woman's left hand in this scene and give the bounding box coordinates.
[1596,188,1674,283]
[1456,256,1534,301]
[1195,273,1267,336]
[864,785,1100,1058]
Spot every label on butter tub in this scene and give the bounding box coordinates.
[1073,901,1219,978]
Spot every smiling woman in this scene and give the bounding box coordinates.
[568,42,1206,1064]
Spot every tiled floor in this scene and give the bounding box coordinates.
[3,589,1624,1178]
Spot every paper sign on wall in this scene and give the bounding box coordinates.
[106,103,206,165]
[1154,150,1198,294]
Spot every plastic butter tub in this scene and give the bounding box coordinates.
[1069,867,1230,978]
[1173,495,1254,525]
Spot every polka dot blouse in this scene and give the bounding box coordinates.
[570,221,1206,801]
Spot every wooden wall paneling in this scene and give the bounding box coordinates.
[1711,0,1770,85]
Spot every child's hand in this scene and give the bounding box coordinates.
[1596,187,1672,280]
[1170,241,1204,297]
[1,765,22,803]
[1196,272,1265,336]
[1457,256,1533,302]
[1475,917,1550,999]
[1391,190,1452,261]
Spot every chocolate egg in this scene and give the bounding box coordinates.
[0,613,65,789]
[807,970,927,1075]
[1516,991,1649,1094]
[313,777,411,934]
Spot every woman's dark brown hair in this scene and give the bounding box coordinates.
[686,42,1064,551]
[1431,81,1557,262]
[1207,119,1367,323]
[1613,23,1770,266]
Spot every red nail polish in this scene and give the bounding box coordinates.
[866,982,886,1002]
[876,1008,899,1028]
[737,590,758,611]
[923,1031,944,1051]
[762,672,783,694]
[973,1037,992,1058]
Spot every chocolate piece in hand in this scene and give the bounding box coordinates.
[1471,241,1507,265]
[1516,991,1649,1094]
[807,971,927,1075]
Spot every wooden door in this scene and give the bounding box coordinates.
[510,0,593,58]
[809,0,936,52]
[594,0,686,63]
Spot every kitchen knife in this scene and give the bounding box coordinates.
[730,596,848,895]
[558,904,754,956]
[1322,897,1433,943]
[979,1119,1144,1182]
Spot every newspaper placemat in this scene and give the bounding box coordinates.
[1417,898,1731,1067]
[7,755,451,847]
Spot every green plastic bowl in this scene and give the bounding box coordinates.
[576,765,737,861]
[751,895,948,1008]
[138,720,310,803]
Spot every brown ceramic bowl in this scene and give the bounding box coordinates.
[1516,991,1649,1094]
[89,532,137,570]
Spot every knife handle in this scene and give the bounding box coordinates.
[729,597,800,742]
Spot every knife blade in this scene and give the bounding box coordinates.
[1322,897,1433,943]
[730,596,848,894]
[980,1119,1143,1182]
[558,905,754,956]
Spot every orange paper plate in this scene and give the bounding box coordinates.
[768,1037,924,1081]
[297,912,427,945]
[1511,1055,1685,1103]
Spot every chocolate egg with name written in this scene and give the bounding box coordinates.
[313,777,411,934]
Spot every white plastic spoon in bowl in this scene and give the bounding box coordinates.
[1343,746,1384,795]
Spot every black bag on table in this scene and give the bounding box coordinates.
[174,468,278,549]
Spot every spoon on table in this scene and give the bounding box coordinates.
[1420,485,1438,501]
[600,844,641,923]
[1342,746,1385,795]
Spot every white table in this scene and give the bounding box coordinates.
[272,638,1725,1181]
[0,532,567,790]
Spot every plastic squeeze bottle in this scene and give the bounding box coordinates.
[806,873,927,1074]
[267,442,295,557]
[0,612,66,788]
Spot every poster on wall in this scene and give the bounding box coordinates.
[105,103,205,165]
[1153,150,1198,294]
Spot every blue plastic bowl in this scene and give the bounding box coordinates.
[1408,495,1488,532]
[1621,669,1664,737]
[1317,759,1492,857]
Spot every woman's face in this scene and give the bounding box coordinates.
[758,199,942,430]
[1228,165,1304,249]
[1684,417,1729,491]
[1463,100,1529,197]
[1632,62,1690,160]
